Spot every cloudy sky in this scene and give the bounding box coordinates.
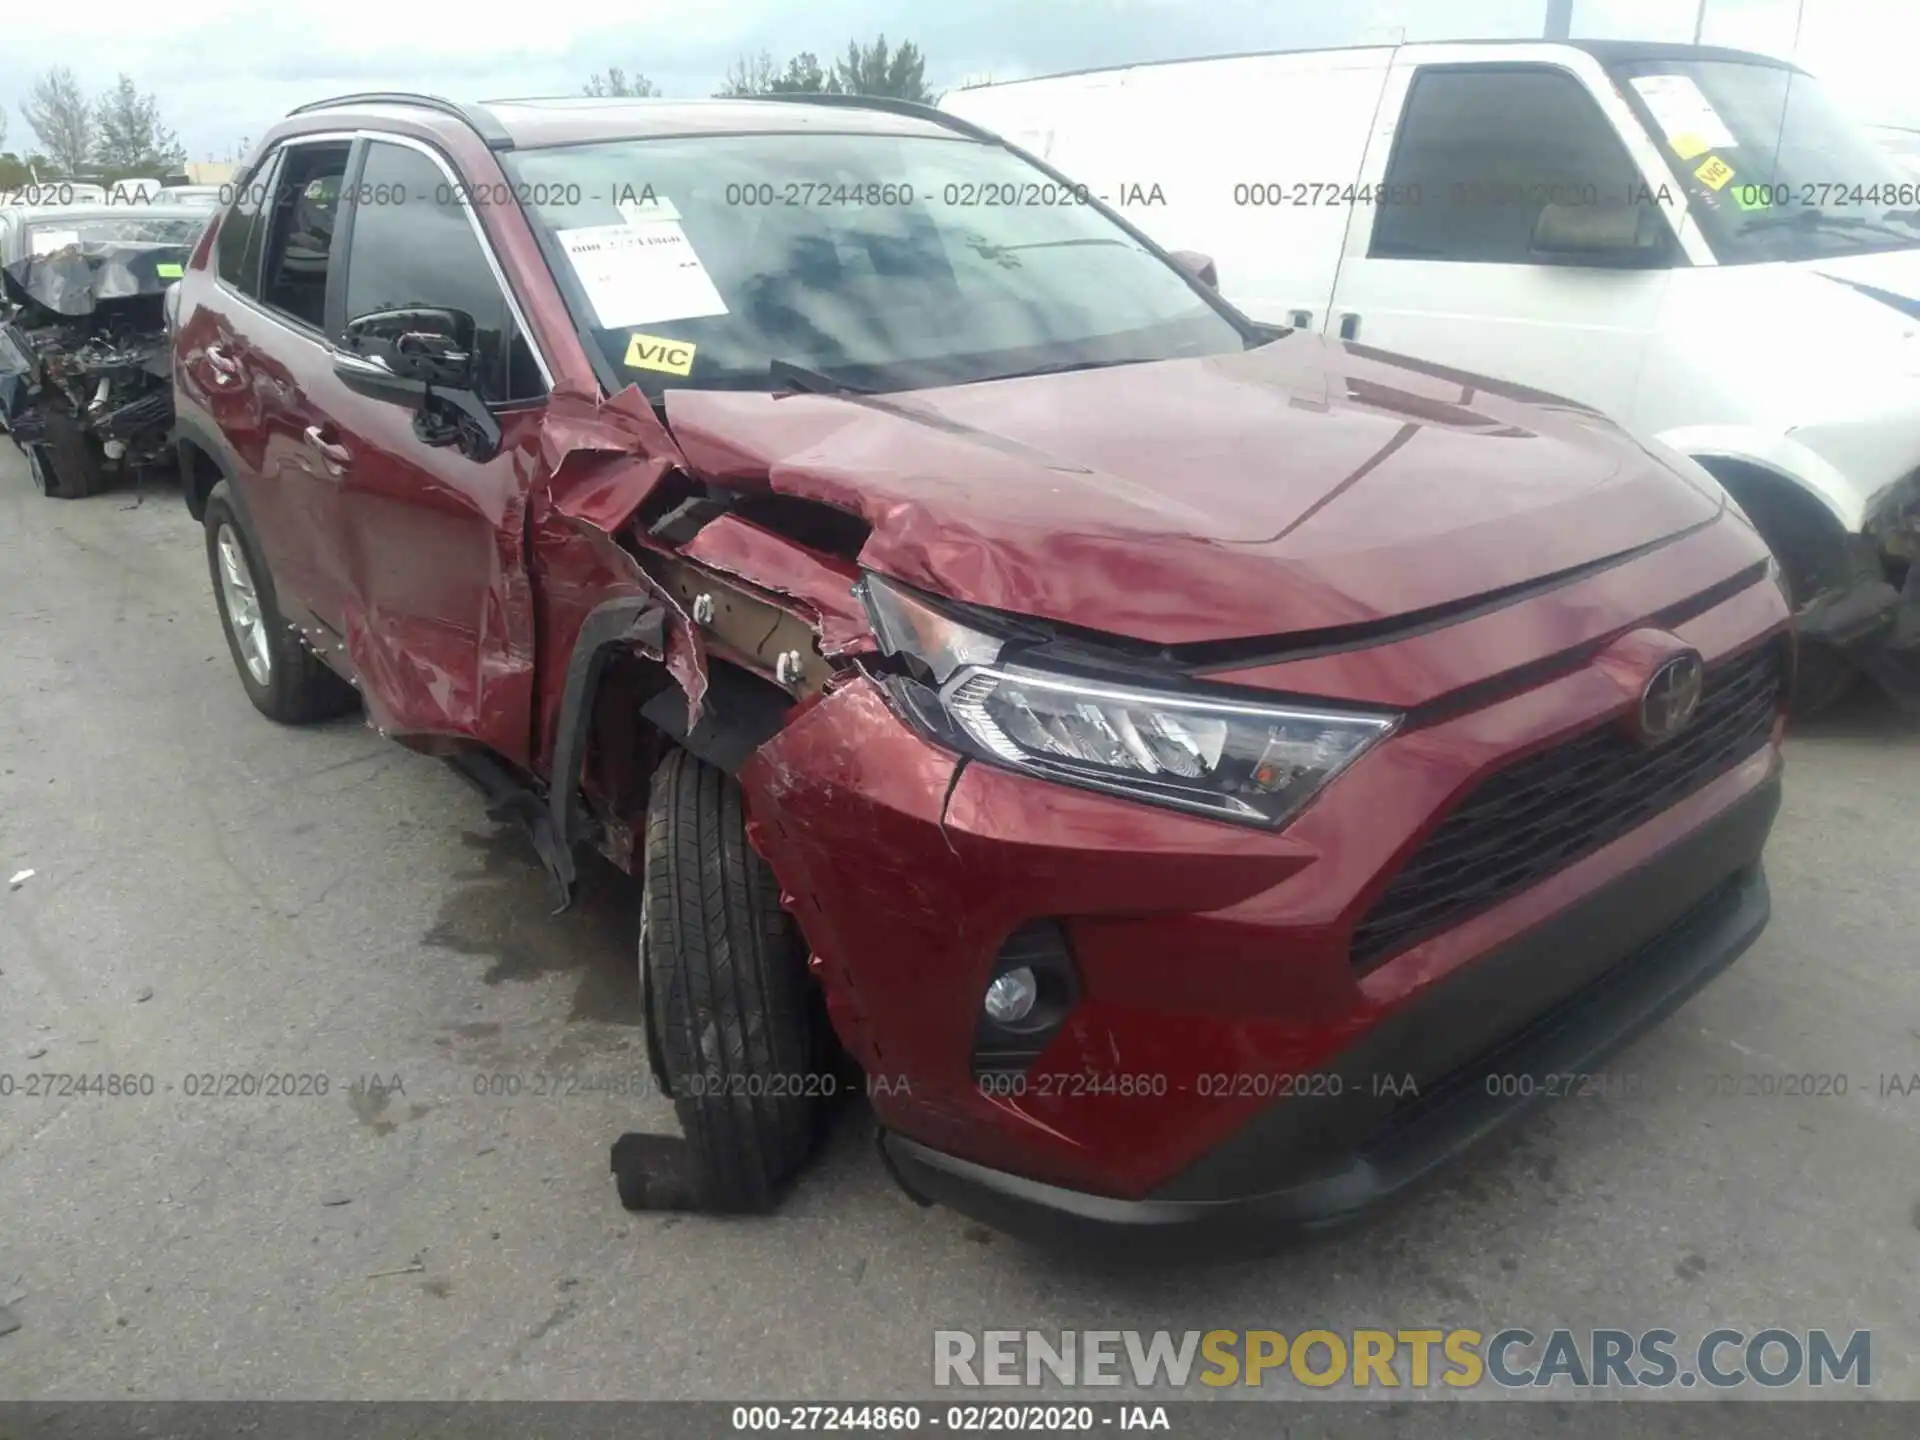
[2,0,1915,164]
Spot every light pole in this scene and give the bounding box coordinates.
[1544,0,1573,38]
[1693,0,1707,45]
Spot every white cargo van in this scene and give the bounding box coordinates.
[944,40,1920,709]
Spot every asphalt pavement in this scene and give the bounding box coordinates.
[2,445,1918,1402]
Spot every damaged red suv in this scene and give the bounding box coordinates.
[170,91,1791,1251]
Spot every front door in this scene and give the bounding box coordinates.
[1326,52,1690,421]
[307,136,550,767]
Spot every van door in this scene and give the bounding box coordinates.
[968,53,1394,333]
[1325,50,1699,419]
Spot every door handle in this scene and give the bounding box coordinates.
[304,425,351,477]
[1337,313,1361,341]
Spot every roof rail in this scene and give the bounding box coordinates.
[286,92,515,151]
[752,92,1001,145]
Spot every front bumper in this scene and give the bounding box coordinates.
[881,771,1778,1255]
[741,558,1789,1218]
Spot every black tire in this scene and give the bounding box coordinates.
[642,747,820,1212]
[33,414,112,499]
[204,481,359,725]
[23,442,62,497]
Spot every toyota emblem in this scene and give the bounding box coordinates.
[1639,652,1705,744]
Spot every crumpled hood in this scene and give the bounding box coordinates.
[2,240,191,317]
[663,333,1723,646]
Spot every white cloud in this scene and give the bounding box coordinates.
[3,0,1914,163]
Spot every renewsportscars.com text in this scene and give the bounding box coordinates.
[933,1328,1870,1391]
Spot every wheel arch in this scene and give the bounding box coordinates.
[548,600,799,872]
[1689,453,1856,598]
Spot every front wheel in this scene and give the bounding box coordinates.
[640,747,821,1212]
[23,442,66,498]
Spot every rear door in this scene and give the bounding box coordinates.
[314,135,550,765]
[246,138,358,630]
[187,138,356,632]
[1325,48,1699,418]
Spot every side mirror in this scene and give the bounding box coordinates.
[334,306,500,460]
[1169,249,1219,288]
[1530,202,1667,266]
[341,307,478,389]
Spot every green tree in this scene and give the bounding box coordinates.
[0,152,56,193]
[717,51,837,96]
[772,52,834,94]
[583,67,660,98]
[91,73,186,176]
[22,66,94,176]
[717,51,778,97]
[830,35,931,101]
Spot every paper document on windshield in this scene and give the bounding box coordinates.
[1631,75,1738,152]
[556,219,729,329]
[29,229,80,255]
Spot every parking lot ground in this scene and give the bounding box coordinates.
[2,446,1919,1402]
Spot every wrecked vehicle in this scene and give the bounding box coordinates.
[2,203,204,497]
[171,91,1792,1251]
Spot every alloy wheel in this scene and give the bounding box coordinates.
[215,523,273,686]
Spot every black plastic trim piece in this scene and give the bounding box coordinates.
[445,749,576,912]
[753,92,1004,143]
[547,599,669,861]
[639,661,795,774]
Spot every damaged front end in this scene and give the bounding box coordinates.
[1,208,203,496]
[1792,467,1920,705]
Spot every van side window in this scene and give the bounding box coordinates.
[341,141,544,404]
[1372,68,1647,264]
[258,141,353,330]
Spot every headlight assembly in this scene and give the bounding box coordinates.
[861,575,1398,828]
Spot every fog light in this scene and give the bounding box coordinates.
[983,967,1038,1025]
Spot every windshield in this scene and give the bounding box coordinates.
[505,130,1248,396]
[1611,59,1920,264]
[21,215,204,254]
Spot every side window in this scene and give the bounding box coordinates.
[258,141,352,329]
[1372,68,1650,263]
[342,141,544,405]
[216,152,276,296]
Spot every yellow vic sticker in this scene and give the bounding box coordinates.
[156,262,184,278]
[623,332,696,376]
[1668,131,1712,161]
[1694,155,1736,191]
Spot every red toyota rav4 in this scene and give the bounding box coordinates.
[169,91,1791,1251]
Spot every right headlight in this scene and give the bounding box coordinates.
[862,574,1398,828]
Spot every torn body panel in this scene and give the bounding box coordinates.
[529,497,707,776]
[313,392,544,768]
[678,514,871,658]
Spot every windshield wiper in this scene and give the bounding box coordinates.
[768,359,872,396]
[976,356,1150,384]
[1737,208,1920,244]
